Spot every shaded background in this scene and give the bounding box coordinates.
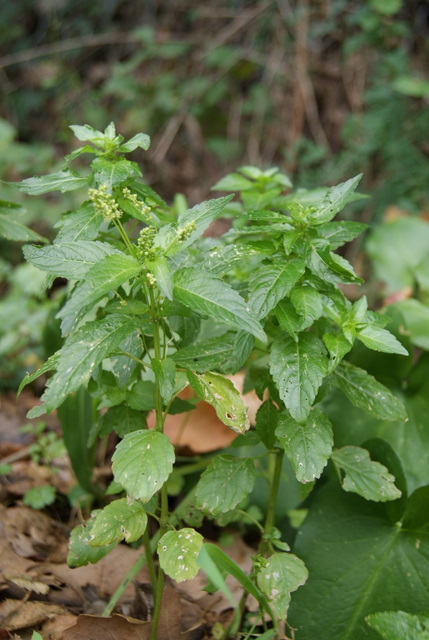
[1,0,428,213]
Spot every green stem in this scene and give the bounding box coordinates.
[114,218,137,257]
[149,484,169,640]
[102,541,155,617]
[260,448,284,557]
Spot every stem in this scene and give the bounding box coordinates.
[102,533,159,617]
[260,448,284,557]
[143,527,157,593]
[114,219,137,257]
[149,485,169,640]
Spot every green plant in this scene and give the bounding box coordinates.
[11,123,421,639]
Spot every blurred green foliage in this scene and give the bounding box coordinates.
[0,0,427,213]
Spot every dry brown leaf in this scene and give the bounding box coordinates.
[0,599,66,631]
[157,584,182,640]
[41,613,79,640]
[63,613,151,640]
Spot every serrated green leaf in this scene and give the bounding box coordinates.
[276,408,334,483]
[23,241,121,279]
[195,455,256,515]
[64,144,96,164]
[67,515,117,568]
[94,403,144,443]
[69,124,104,142]
[256,400,279,450]
[366,610,429,640]
[249,259,305,319]
[202,244,257,277]
[211,172,254,191]
[89,498,147,546]
[119,132,151,152]
[92,157,141,188]
[171,195,234,255]
[274,299,304,341]
[55,201,103,243]
[307,175,362,225]
[173,267,265,341]
[307,239,363,284]
[220,331,255,374]
[146,255,173,300]
[172,334,236,373]
[16,170,88,195]
[290,285,324,327]
[152,357,176,403]
[323,332,353,372]
[35,315,140,414]
[318,220,368,249]
[0,200,47,242]
[289,484,429,640]
[257,552,308,620]
[270,333,329,422]
[331,446,401,501]
[57,254,141,334]
[356,325,409,356]
[187,371,250,433]
[334,361,407,421]
[158,528,203,582]
[112,429,175,501]
[18,351,60,396]
[111,330,142,388]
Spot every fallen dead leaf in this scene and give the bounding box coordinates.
[0,599,66,631]
[63,613,151,640]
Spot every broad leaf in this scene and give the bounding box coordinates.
[256,400,279,450]
[158,528,203,582]
[331,446,401,501]
[288,483,429,640]
[334,361,407,421]
[111,330,142,388]
[151,357,176,404]
[146,255,173,300]
[307,241,363,284]
[23,241,121,279]
[274,299,304,341]
[387,299,429,351]
[112,429,175,501]
[67,515,117,568]
[89,498,147,546]
[30,315,139,415]
[172,334,236,373]
[290,285,324,327]
[0,200,47,242]
[270,333,329,422]
[356,325,408,356]
[318,220,368,249]
[18,351,60,396]
[366,611,429,640]
[249,259,305,319]
[187,371,249,433]
[173,267,265,341]
[306,174,362,225]
[69,124,105,143]
[175,195,234,253]
[57,254,141,334]
[92,157,141,188]
[366,218,429,293]
[93,403,144,443]
[257,552,308,620]
[17,170,88,194]
[195,455,256,516]
[220,330,255,374]
[323,390,429,494]
[119,132,151,152]
[276,407,334,483]
[323,333,353,372]
[202,244,257,276]
[55,202,103,243]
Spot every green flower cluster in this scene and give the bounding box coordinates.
[89,184,122,221]
[137,226,157,261]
